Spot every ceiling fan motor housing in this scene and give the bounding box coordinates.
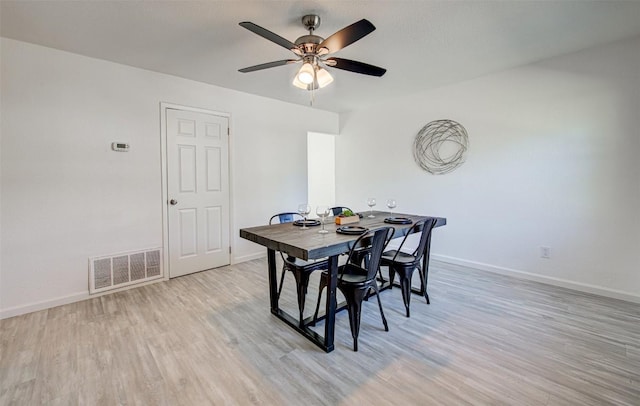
[295,34,324,54]
[296,15,325,54]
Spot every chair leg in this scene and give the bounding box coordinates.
[312,275,327,326]
[277,266,287,299]
[388,266,396,289]
[339,286,368,352]
[292,271,312,327]
[398,267,415,318]
[371,283,388,331]
[417,264,430,304]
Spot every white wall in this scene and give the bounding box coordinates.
[307,132,336,211]
[0,38,339,317]
[336,36,640,302]
[3,35,638,318]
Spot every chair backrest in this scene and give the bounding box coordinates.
[330,206,353,216]
[343,227,395,281]
[270,212,304,261]
[269,212,303,225]
[393,218,438,262]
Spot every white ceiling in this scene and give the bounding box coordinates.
[2,1,640,113]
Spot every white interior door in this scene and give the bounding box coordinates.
[166,108,230,278]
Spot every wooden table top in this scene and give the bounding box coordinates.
[240,211,446,260]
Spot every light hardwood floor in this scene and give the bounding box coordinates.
[1,258,639,405]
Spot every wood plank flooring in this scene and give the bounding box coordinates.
[1,258,639,405]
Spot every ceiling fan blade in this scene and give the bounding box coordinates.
[318,19,376,54]
[239,22,298,51]
[238,59,299,73]
[325,57,386,77]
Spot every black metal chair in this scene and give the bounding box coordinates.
[329,206,353,216]
[269,212,329,327]
[380,218,438,317]
[312,226,395,351]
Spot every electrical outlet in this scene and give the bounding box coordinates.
[540,246,551,259]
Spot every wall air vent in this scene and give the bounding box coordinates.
[89,248,163,294]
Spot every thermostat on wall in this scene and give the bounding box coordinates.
[111,142,129,152]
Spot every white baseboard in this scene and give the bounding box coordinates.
[0,278,166,320]
[5,253,635,319]
[1,252,269,319]
[1,291,89,320]
[232,251,266,264]
[431,254,640,304]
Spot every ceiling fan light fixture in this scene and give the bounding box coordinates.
[293,76,318,91]
[297,62,315,84]
[316,67,333,88]
[292,74,310,89]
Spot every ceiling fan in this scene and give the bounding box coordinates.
[238,15,386,92]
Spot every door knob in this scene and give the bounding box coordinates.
[169,199,178,205]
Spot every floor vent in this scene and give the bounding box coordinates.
[89,248,163,294]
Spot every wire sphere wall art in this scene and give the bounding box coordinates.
[413,119,469,175]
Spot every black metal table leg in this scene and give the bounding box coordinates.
[323,255,339,352]
[267,249,279,312]
[266,248,336,352]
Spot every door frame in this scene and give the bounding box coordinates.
[160,102,233,280]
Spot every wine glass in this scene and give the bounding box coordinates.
[316,205,330,234]
[366,197,376,218]
[297,203,311,229]
[386,199,397,216]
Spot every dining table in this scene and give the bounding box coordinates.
[239,210,447,352]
